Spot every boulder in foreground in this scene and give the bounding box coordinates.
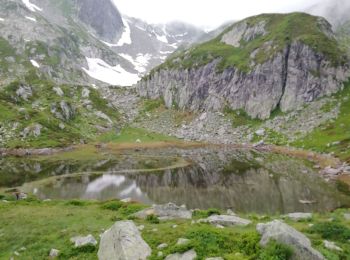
[98,220,151,260]
[257,220,324,260]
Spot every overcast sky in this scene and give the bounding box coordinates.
[114,0,324,29]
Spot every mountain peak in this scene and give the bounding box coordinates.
[77,0,124,42]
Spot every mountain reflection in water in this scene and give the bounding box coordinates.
[3,147,349,214]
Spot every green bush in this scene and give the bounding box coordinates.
[146,214,160,224]
[309,222,350,242]
[192,208,221,218]
[66,200,86,206]
[101,200,124,211]
[258,240,293,260]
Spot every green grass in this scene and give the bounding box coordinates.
[224,107,262,127]
[0,75,121,148]
[293,82,350,162]
[1,198,350,259]
[98,127,178,143]
[148,12,346,76]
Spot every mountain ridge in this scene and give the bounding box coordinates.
[137,12,349,119]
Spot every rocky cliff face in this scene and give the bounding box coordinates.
[137,13,349,119]
[77,0,124,42]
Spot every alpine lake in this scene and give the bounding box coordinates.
[1,145,349,215]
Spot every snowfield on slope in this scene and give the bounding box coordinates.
[82,58,139,86]
[119,53,152,74]
[22,0,42,12]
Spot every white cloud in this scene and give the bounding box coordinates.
[114,0,323,29]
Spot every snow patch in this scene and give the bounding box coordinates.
[82,57,139,86]
[0,18,4,22]
[25,16,37,22]
[160,50,173,55]
[30,60,40,68]
[22,0,42,12]
[116,18,132,46]
[156,34,168,43]
[119,53,152,74]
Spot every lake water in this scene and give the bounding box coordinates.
[1,146,349,214]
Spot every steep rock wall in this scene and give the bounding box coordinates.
[137,42,349,119]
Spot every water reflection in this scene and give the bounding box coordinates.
[6,147,347,214]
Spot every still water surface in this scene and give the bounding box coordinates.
[1,147,348,214]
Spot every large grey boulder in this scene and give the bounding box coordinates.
[200,215,251,227]
[165,249,197,260]
[133,203,192,220]
[257,220,324,260]
[98,220,151,260]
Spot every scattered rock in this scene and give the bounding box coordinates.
[255,129,265,136]
[53,86,64,96]
[82,88,90,98]
[299,199,317,204]
[165,249,197,260]
[49,248,60,258]
[200,215,251,227]
[323,240,342,252]
[59,123,65,130]
[133,203,192,220]
[257,220,324,260]
[226,209,236,216]
[121,197,132,203]
[253,140,265,147]
[138,225,145,231]
[285,212,312,221]
[136,139,141,143]
[176,238,190,246]
[98,220,151,260]
[343,213,350,220]
[70,234,97,248]
[157,243,168,249]
[16,85,32,101]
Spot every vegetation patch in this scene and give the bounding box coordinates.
[293,82,350,162]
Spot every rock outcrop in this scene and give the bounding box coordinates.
[257,220,324,260]
[138,13,349,119]
[98,220,151,260]
[77,0,124,42]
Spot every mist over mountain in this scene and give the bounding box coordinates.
[306,0,350,28]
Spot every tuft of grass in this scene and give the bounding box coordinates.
[309,222,350,242]
[146,214,160,224]
[98,127,177,143]
[258,240,293,260]
[101,200,124,211]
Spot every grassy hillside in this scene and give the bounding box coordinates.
[149,12,346,74]
[0,72,120,148]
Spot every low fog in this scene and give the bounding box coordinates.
[115,0,350,29]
